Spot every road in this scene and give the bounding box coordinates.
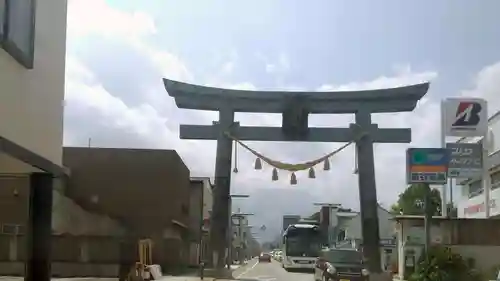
[0,261,313,281]
[235,260,313,281]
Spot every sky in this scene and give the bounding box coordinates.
[63,0,500,241]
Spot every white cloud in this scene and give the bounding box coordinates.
[461,61,500,114]
[67,0,156,40]
[318,65,437,91]
[262,53,291,74]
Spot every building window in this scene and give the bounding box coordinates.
[468,180,484,198]
[492,171,500,190]
[1,0,36,69]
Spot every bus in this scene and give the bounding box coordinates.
[281,223,322,271]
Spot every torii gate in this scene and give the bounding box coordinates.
[164,79,429,273]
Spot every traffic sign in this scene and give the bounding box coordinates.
[406,148,450,184]
[446,143,483,178]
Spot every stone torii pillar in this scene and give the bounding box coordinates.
[164,79,429,273]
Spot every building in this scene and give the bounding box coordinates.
[282,215,301,233]
[457,110,500,218]
[317,205,358,246]
[200,178,213,262]
[62,147,192,272]
[188,179,204,266]
[393,216,500,279]
[332,205,396,272]
[231,213,251,263]
[342,206,395,242]
[188,177,214,266]
[308,204,397,271]
[0,0,67,172]
[0,0,69,277]
[0,0,67,216]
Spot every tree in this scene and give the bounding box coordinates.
[390,203,402,215]
[392,183,442,216]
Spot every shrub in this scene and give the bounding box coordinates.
[485,264,500,280]
[408,246,481,281]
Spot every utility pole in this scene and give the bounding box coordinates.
[415,183,433,256]
[232,210,254,265]
[227,194,249,269]
[423,183,432,255]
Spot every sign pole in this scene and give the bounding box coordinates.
[440,101,448,217]
[424,183,432,254]
[442,97,488,218]
[483,133,491,218]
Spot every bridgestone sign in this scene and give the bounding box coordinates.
[446,142,483,178]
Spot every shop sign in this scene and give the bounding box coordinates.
[464,199,497,216]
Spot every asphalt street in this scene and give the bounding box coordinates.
[235,260,314,281]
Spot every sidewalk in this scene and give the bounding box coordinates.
[0,261,252,281]
[0,277,223,281]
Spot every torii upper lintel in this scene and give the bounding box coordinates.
[163,78,429,114]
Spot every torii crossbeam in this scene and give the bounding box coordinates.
[163,79,429,273]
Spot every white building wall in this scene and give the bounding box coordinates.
[344,206,395,240]
[202,178,214,221]
[190,177,213,230]
[0,1,128,236]
[0,0,67,171]
[457,111,500,218]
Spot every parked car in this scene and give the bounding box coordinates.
[314,248,369,281]
[275,251,283,262]
[259,253,272,263]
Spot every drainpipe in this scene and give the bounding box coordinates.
[199,181,204,265]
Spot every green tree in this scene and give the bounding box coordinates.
[390,203,402,215]
[393,183,442,216]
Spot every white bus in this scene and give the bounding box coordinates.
[281,223,322,271]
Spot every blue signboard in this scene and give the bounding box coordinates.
[407,148,450,184]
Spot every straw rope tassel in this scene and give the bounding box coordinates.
[323,157,330,171]
[272,168,279,181]
[290,172,297,185]
[254,157,262,170]
[308,167,316,178]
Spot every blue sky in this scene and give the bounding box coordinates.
[64,0,500,240]
[105,0,500,95]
